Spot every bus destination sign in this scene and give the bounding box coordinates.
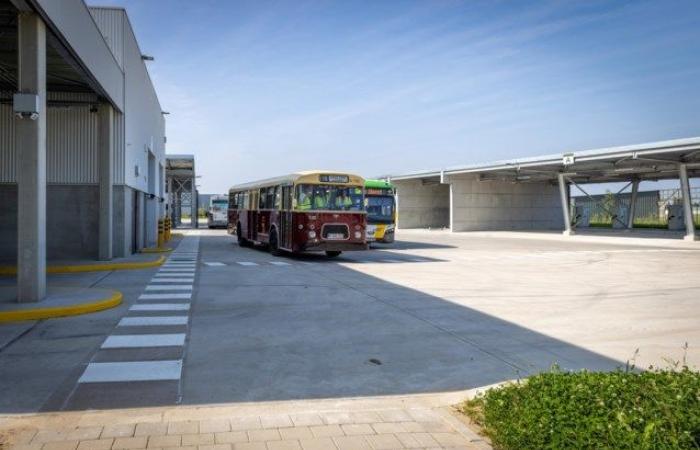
[365,188,391,196]
[319,174,349,183]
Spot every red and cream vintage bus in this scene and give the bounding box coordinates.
[227,171,368,257]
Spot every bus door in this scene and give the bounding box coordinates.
[280,185,293,249]
[248,190,258,241]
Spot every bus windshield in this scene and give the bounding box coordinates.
[211,200,228,211]
[366,195,394,222]
[296,184,364,211]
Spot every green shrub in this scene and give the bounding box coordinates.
[461,367,700,449]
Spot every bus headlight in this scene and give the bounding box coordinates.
[308,230,317,239]
[309,224,315,230]
[298,224,304,230]
[354,231,362,239]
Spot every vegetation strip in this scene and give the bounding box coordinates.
[461,366,700,449]
[0,291,123,322]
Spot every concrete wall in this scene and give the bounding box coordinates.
[0,184,100,261]
[449,174,564,231]
[394,179,450,229]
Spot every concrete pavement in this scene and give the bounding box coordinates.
[1,228,699,449]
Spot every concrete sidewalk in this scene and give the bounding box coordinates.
[0,395,490,450]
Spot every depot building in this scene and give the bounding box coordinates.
[388,137,699,241]
[0,0,167,301]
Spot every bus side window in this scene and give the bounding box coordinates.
[281,186,289,210]
[265,187,275,209]
[274,186,281,210]
[259,189,266,209]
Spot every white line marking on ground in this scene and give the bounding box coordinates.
[159,269,196,273]
[101,334,186,348]
[130,304,190,311]
[154,273,195,278]
[145,285,192,291]
[139,293,192,300]
[269,261,291,266]
[149,278,194,283]
[237,262,259,266]
[118,316,188,326]
[203,262,226,266]
[78,360,182,383]
[381,259,404,263]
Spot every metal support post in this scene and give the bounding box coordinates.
[558,173,573,235]
[626,179,639,230]
[679,164,697,241]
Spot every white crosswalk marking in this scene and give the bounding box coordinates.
[118,316,188,327]
[101,334,186,348]
[237,262,259,266]
[130,304,190,311]
[145,285,193,291]
[203,262,226,266]
[149,278,194,283]
[269,261,291,266]
[154,273,195,278]
[139,293,192,300]
[79,360,182,383]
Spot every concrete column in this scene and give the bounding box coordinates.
[192,178,198,229]
[679,164,697,241]
[626,179,639,230]
[558,173,573,236]
[136,192,145,251]
[16,13,47,302]
[448,182,454,231]
[98,103,113,260]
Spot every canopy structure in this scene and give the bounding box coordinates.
[166,155,197,228]
[387,138,699,240]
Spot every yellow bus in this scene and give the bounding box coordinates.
[364,179,396,243]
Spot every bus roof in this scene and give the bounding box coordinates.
[229,171,365,192]
[364,179,394,190]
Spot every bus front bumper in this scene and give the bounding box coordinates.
[301,241,369,252]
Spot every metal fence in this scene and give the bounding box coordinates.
[572,188,699,224]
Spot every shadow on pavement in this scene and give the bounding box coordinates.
[0,233,624,412]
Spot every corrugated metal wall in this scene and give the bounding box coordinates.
[0,100,16,183]
[573,191,661,220]
[113,110,125,183]
[88,8,125,71]
[47,93,99,183]
[0,91,128,185]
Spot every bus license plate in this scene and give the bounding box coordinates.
[327,233,344,240]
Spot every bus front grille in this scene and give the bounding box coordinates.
[321,224,349,240]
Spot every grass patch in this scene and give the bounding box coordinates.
[460,366,700,449]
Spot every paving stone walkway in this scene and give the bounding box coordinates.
[1,404,490,450]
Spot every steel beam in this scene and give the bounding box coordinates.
[679,164,697,241]
[627,179,639,229]
[558,173,573,235]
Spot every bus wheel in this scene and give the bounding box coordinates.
[269,229,282,256]
[325,251,342,258]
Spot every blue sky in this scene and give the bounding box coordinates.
[91,0,700,194]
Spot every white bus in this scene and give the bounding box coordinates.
[207,194,229,228]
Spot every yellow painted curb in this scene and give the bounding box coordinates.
[141,247,173,253]
[0,290,123,322]
[0,255,165,276]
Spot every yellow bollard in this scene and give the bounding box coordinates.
[165,217,171,241]
[157,219,164,248]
